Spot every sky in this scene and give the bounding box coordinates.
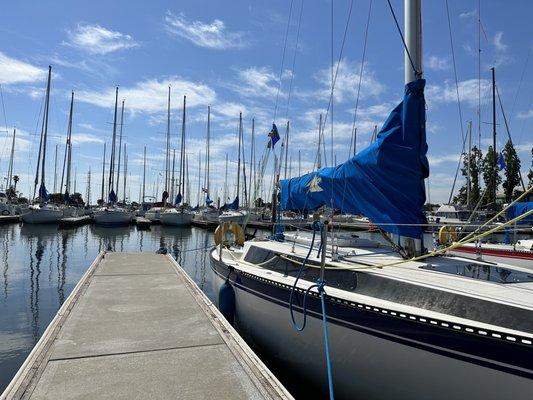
[0,0,532,205]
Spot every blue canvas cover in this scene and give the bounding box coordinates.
[38,183,49,201]
[280,79,429,238]
[227,196,239,210]
[506,202,533,225]
[108,189,117,203]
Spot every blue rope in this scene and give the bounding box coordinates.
[318,280,335,400]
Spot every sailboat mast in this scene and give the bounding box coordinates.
[197,151,201,206]
[65,91,74,197]
[467,121,472,208]
[491,67,497,205]
[249,118,255,205]
[171,148,176,202]
[40,66,52,194]
[116,99,124,199]
[33,65,52,200]
[178,95,186,202]
[7,128,16,189]
[101,142,106,202]
[166,86,171,194]
[404,0,422,84]
[108,87,119,201]
[122,143,127,203]
[284,121,290,180]
[142,146,146,203]
[206,105,210,197]
[236,112,242,203]
[224,153,228,204]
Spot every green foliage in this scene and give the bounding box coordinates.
[453,146,482,207]
[528,147,533,188]
[481,146,502,207]
[502,140,521,202]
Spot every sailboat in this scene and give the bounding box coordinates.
[93,87,132,226]
[194,105,220,223]
[161,93,193,226]
[1,127,18,216]
[210,2,533,399]
[22,66,63,224]
[219,112,247,224]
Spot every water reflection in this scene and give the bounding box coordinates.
[0,223,216,393]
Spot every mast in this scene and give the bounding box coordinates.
[404,0,422,84]
[108,87,119,202]
[206,106,210,199]
[236,112,242,205]
[122,143,127,203]
[7,128,16,190]
[116,99,124,199]
[142,146,146,203]
[317,114,322,169]
[491,67,497,205]
[33,65,52,201]
[177,95,186,204]
[467,121,472,208]
[197,151,201,206]
[171,148,176,202]
[186,153,190,204]
[53,144,58,193]
[242,121,248,207]
[165,86,171,195]
[284,120,290,180]
[224,153,228,204]
[64,91,74,199]
[87,167,91,205]
[100,142,106,202]
[249,118,255,205]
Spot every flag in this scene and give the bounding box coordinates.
[267,123,280,148]
[498,152,506,171]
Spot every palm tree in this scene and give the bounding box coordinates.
[13,175,19,192]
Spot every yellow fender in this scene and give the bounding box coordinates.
[214,222,245,247]
[438,225,457,245]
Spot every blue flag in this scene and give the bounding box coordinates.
[498,152,506,171]
[267,123,280,148]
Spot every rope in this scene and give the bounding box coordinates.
[318,279,335,400]
[386,0,419,77]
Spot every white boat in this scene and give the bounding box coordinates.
[160,208,193,226]
[93,206,132,227]
[219,210,246,224]
[284,230,379,248]
[145,206,165,223]
[210,3,533,398]
[0,192,16,216]
[21,204,63,224]
[426,204,503,233]
[194,207,220,223]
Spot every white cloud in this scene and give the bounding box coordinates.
[459,10,477,19]
[427,56,450,71]
[428,153,461,166]
[312,59,385,103]
[164,12,248,50]
[493,32,508,52]
[0,52,46,85]
[70,133,104,145]
[517,109,533,119]
[77,76,216,113]
[234,67,279,98]
[426,78,491,107]
[65,24,139,55]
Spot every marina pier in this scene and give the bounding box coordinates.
[2,252,292,400]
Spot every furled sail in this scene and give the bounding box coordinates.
[280,79,429,238]
[507,202,533,225]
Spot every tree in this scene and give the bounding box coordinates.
[481,146,502,207]
[13,175,19,192]
[453,146,482,207]
[502,140,521,202]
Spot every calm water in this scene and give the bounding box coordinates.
[0,223,215,392]
[0,222,522,395]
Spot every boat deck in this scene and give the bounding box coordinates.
[2,252,292,400]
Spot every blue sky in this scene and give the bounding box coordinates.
[0,0,532,204]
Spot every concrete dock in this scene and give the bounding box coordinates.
[2,252,292,400]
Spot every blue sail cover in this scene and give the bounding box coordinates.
[206,195,213,205]
[280,79,429,238]
[227,196,239,210]
[108,189,117,203]
[38,183,49,201]
[506,202,533,225]
[175,193,182,205]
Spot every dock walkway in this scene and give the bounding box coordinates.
[2,252,292,400]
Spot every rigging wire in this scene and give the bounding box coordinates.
[348,0,373,158]
[446,0,467,202]
[273,0,294,122]
[386,0,419,77]
[284,0,305,120]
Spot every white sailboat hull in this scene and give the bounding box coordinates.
[93,208,132,226]
[160,210,193,226]
[211,260,533,400]
[218,211,246,224]
[21,207,63,224]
